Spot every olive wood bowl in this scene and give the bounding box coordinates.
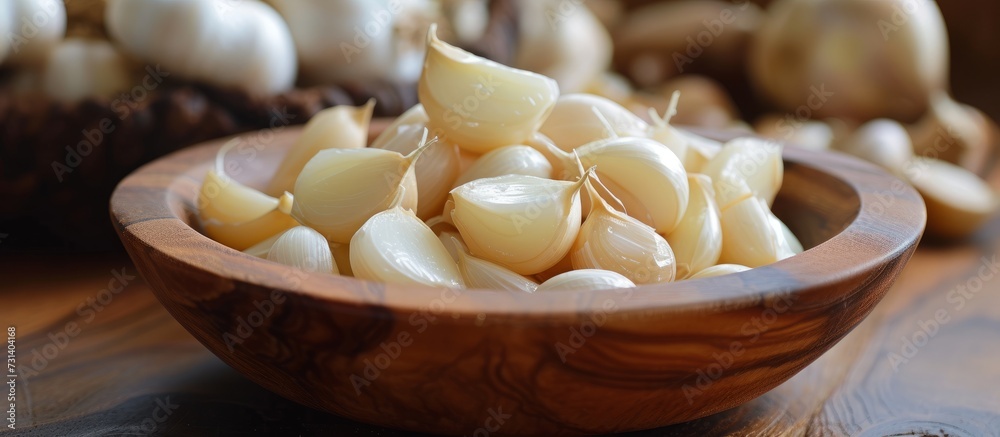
[110,123,926,435]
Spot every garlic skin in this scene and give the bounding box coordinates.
[106,0,297,96]
[372,122,462,220]
[267,102,374,196]
[702,137,783,209]
[718,196,793,268]
[536,269,636,292]
[667,175,723,279]
[457,250,538,293]
[688,264,750,280]
[539,94,649,152]
[453,145,553,188]
[0,0,66,66]
[42,38,135,103]
[574,137,690,234]
[266,226,337,274]
[571,178,676,284]
[836,119,913,177]
[905,157,998,240]
[199,171,299,251]
[268,0,437,85]
[449,173,587,275]
[351,206,464,288]
[750,0,949,122]
[419,25,560,154]
[291,146,422,243]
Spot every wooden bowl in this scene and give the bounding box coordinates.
[110,125,925,435]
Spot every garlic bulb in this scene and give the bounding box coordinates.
[453,145,553,188]
[573,137,689,234]
[667,175,723,279]
[536,269,636,292]
[688,264,750,280]
[106,0,297,96]
[291,135,428,243]
[0,0,66,66]
[571,176,676,284]
[905,157,998,240]
[514,0,611,93]
[266,226,337,274]
[702,137,783,209]
[750,0,949,122]
[539,94,649,152]
[372,122,462,220]
[199,141,299,251]
[419,25,560,154]
[42,38,135,103]
[267,101,374,196]
[457,249,538,293]
[449,173,588,275]
[835,119,913,177]
[718,196,793,268]
[268,0,438,85]
[351,203,464,288]
[908,92,993,174]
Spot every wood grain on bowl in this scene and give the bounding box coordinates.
[109,126,925,435]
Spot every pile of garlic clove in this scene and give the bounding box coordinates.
[197,25,801,292]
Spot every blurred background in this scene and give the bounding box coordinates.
[0,0,996,251]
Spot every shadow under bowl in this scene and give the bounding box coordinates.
[110,125,925,436]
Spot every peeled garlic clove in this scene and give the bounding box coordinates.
[536,269,636,292]
[266,226,337,274]
[457,250,538,293]
[266,101,374,196]
[524,133,575,179]
[198,142,299,251]
[904,157,998,240]
[369,104,430,150]
[773,216,803,257]
[449,173,587,275]
[719,196,791,268]
[688,264,750,280]
[291,143,424,243]
[372,122,462,220]
[648,91,690,163]
[438,230,467,263]
[350,205,464,288]
[836,119,913,176]
[571,177,676,284]
[702,137,783,207]
[533,253,575,283]
[453,145,553,188]
[575,137,689,234]
[419,24,560,153]
[539,94,649,152]
[244,232,284,258]
[755,115,835,152]
[667,174,723,279]
[677,130,722,173]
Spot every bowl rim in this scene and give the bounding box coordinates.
[110,126,926,319]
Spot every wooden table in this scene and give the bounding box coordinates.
[5,221,1000,436]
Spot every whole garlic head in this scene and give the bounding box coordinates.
[0,0,66,66]
[269,0,439,85]
[105,0,297,96]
